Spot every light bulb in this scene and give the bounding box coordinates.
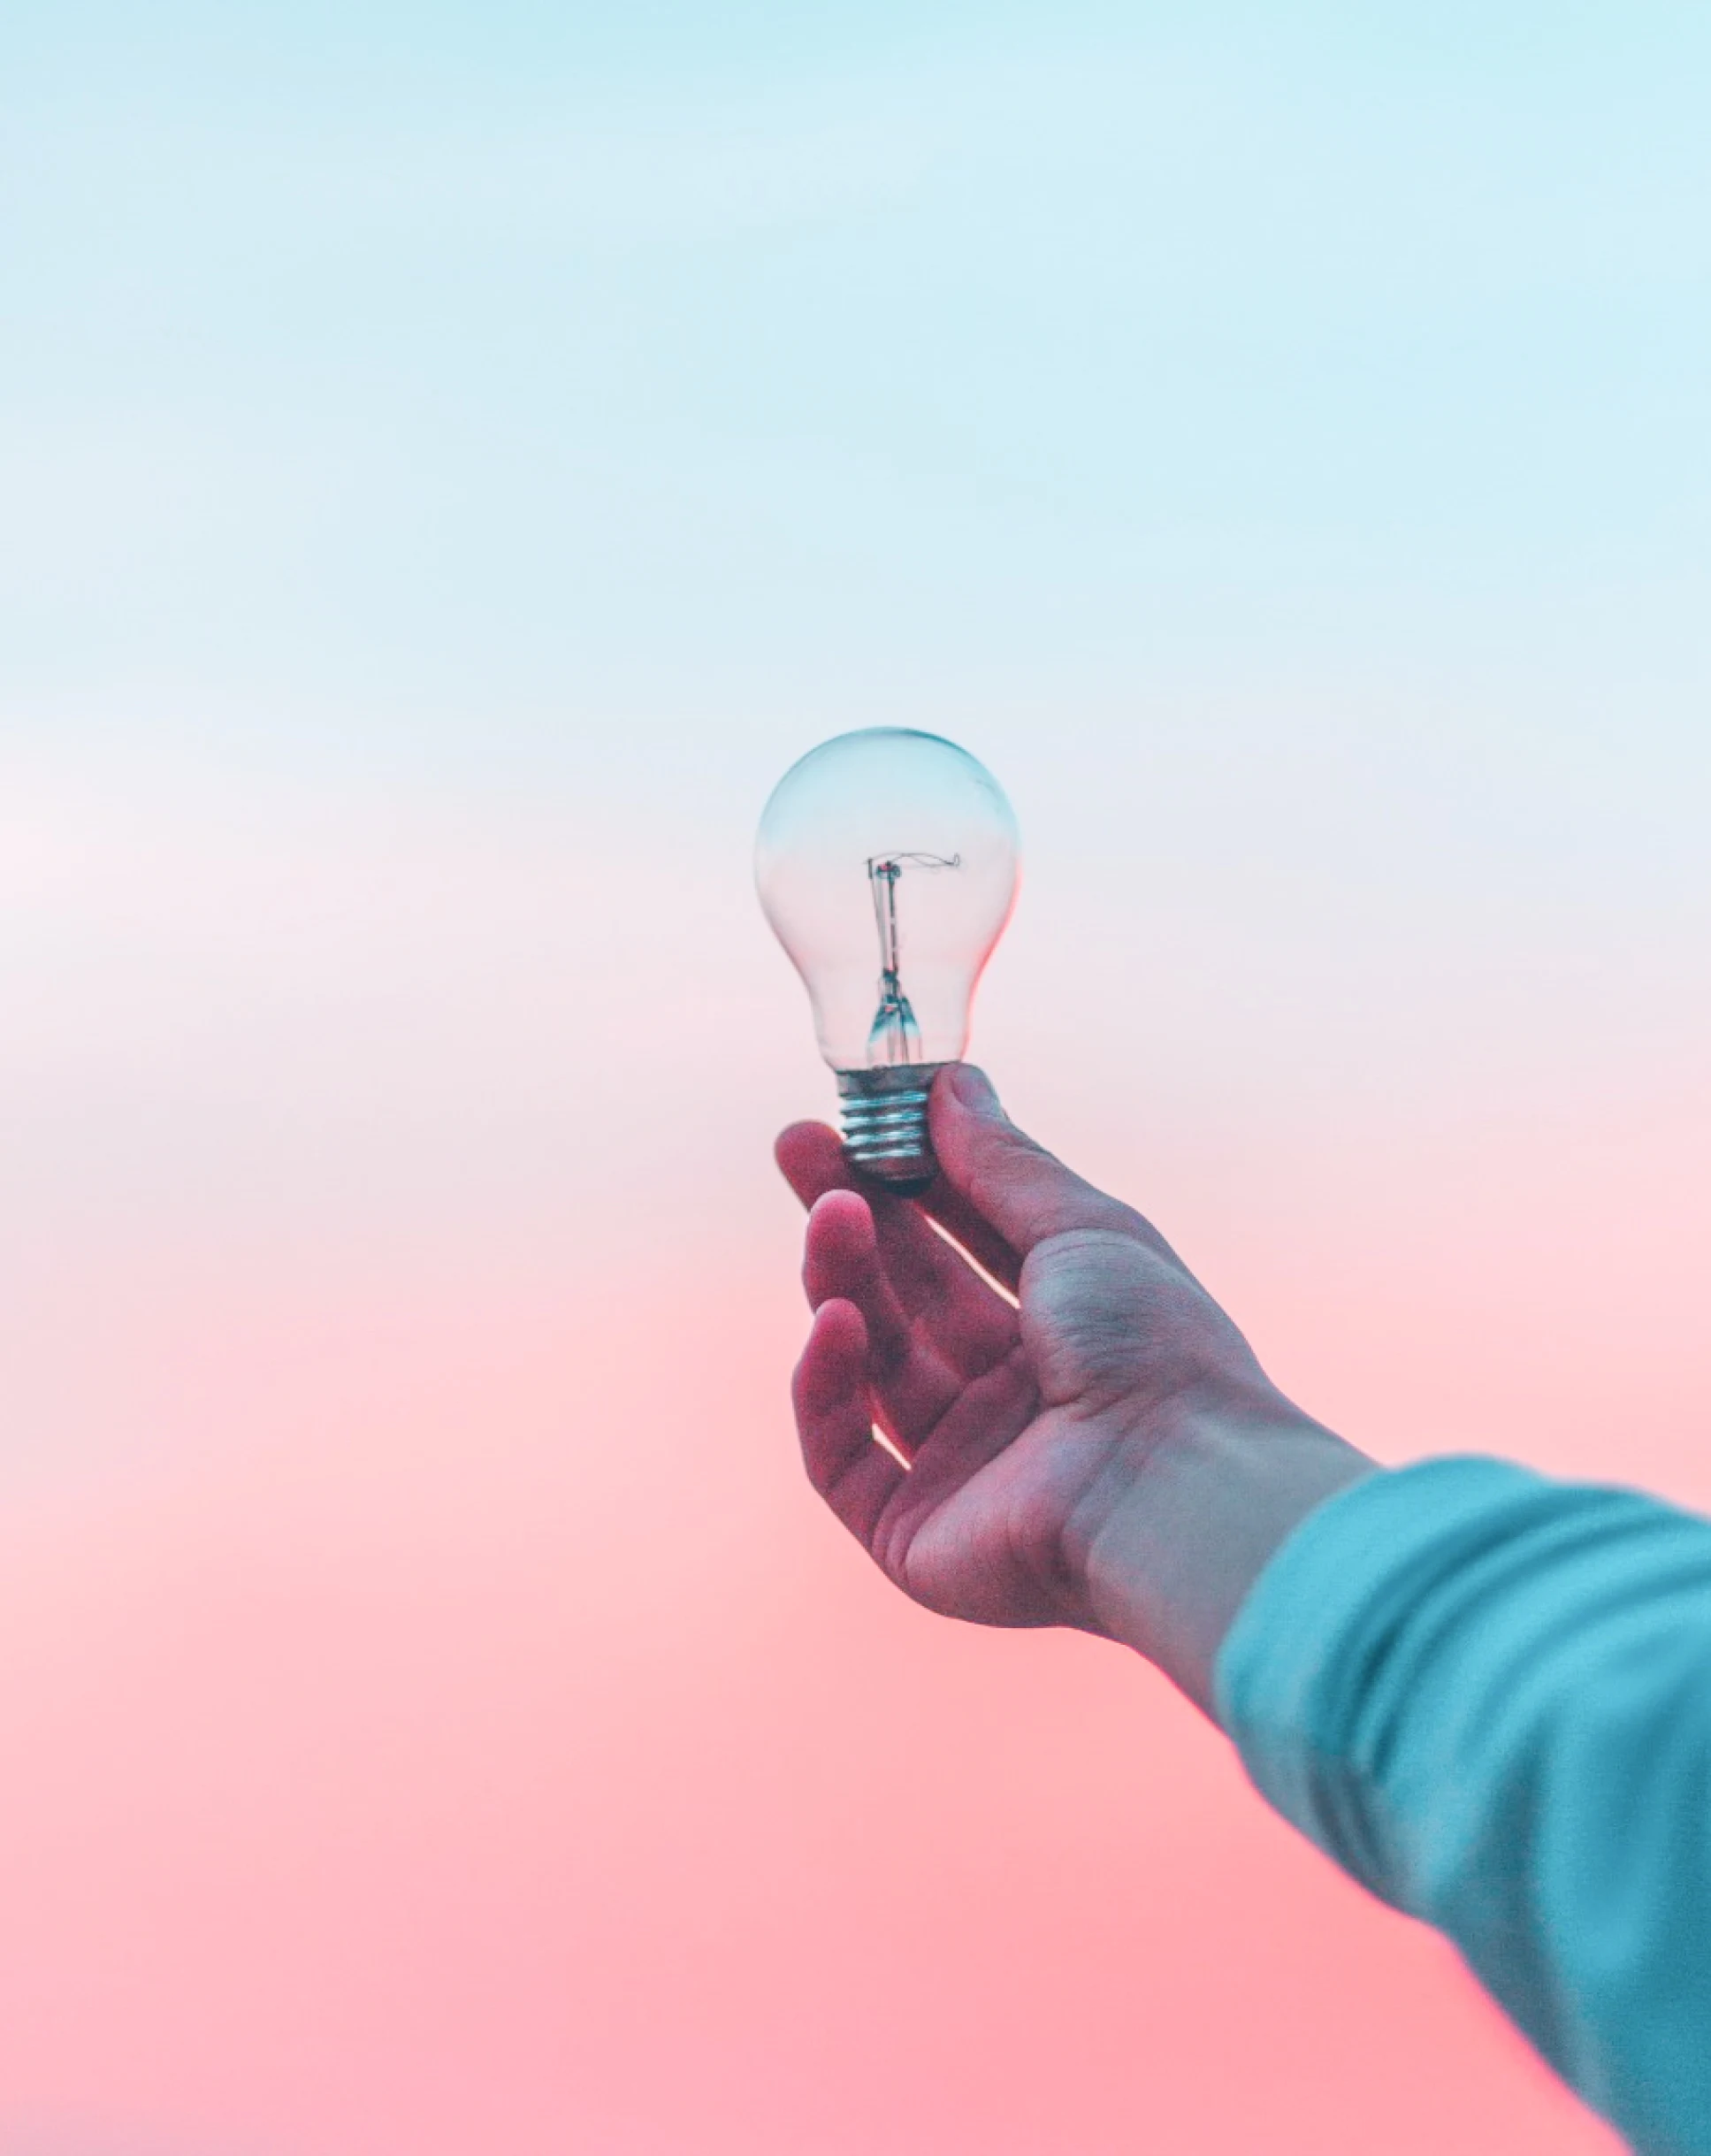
[755,728,1020,1193]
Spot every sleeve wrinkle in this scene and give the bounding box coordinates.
[1215,1456,1711,2156]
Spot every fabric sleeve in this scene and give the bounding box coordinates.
[1214,1455,1711,2156]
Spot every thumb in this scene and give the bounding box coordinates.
[929,1065,1137,1259]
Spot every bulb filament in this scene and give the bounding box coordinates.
[866,852,959,1064]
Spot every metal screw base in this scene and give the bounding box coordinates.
[836,1065,943,1195]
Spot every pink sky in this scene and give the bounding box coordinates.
[6,750,1694,2151]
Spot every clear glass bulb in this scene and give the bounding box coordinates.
[755,728,1020,1192]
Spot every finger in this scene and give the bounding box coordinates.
[777,1121,1019,1367]
[803,1189,913,1347]
[928,1065,1157,1263]
[778,1115,1022,1305]
[791,1298,906,1551]
[775,1120,851,1210]
[804,1192,965,1446]
[895,1341,1038,1525]
[913,1177,1024,1297]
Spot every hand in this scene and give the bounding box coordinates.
[776,1065,1372,1713]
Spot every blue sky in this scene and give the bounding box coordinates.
[4,2,1707,783]
[3,3,1708,1198]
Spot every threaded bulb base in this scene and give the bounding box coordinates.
[836,1065,943,1195]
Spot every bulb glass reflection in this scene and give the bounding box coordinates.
[755,728,1020,1190]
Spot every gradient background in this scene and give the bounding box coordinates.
[4,3,1709,2150]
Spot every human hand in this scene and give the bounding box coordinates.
[776,1066,1371,1712]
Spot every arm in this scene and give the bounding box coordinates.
[1218,1458,1711,2156]
[779,1067,1711,2155]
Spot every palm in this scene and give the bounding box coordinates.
[777,1104,1249,1632]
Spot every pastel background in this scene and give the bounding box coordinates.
[3,4,1708,2150]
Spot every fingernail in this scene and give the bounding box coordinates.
[945,1063,1000,1114]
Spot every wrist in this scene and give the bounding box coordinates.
[1071,1393,1377,1718]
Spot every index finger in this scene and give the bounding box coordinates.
[777,1119,1023,1315]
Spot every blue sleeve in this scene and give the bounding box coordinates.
[1214,1456,1711,2156]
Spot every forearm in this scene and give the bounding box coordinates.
[1213,1458,1711,2155]
[1072,1394,1376,1714]
[1085,1424,1711,2150]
